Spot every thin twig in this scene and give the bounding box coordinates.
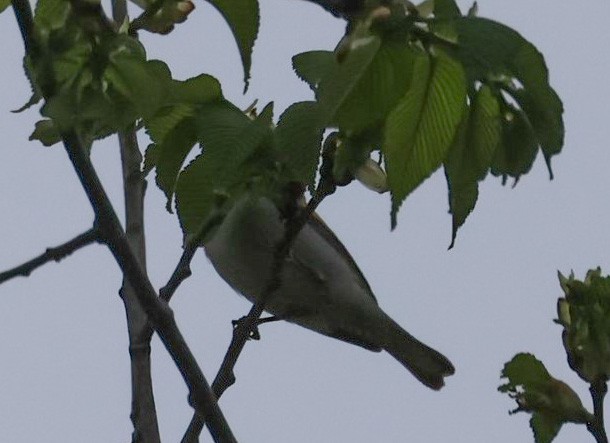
[159,210,226,304]
[129,0,165,34]
[181,184,334,443]
[11,3,236,441]
[0,228,99,284]
[587,379,608,443]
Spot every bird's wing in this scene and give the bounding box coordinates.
[306,211,378,304]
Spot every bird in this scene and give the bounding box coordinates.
[203,194,454,389]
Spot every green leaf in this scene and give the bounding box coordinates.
[0,0,10,13]
[500,353,552,389]
[34,0,71,31]
[169,74,223,105]
[434,0,461,18]
[29,119,61,146]
[131,0,195,34]
[510,86,563,176]
[332,41,418,133]
[491,105,538,184]
[530,414,562,443]
[316,35,381,128]
[143,143,159,176]
[557,268,610,383]
[315,36,419,135]
[105,55,171,119]
[275,101,324,186]
[499,353,590,443]
[445,17,564,171]
[444,85,501,247]
[205,0,259,92]
[13,57,42,113]
[145,104,195,144]
[383,51,466,228]
[175,102,273,234]
[155,118,198,210]
[292,50,335,92]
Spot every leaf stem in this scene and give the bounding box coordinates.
[588,379,608,443]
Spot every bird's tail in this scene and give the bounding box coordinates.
[382,316,455,390]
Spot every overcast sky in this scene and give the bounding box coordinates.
[1,0,610,442]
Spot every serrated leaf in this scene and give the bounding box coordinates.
[332,42,418,133]
[292,50,335,92]
[105,55,171,119]
[556,269,610,383]
[256,102,274,126]
[530,413,561,443]
[316,35,381,127]
[29,119,61,146]
[383,51,466,228]
[205,0,259,92]
[491,105,538,184]
[500,353,551,389]
[34,0,71,31]
[155,118,198,210]
[176,102,272,234]
[434,0,461,18]
[446,17,564,170]
[275,101,324,186]
[169,74,223,105]
[499,353,590,443]
[145,104,195,143]
[143,143,159,176]
[510,87,563,176]
[444,85,501,247]
[13,57,42,113]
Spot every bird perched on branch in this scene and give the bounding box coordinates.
[203,195,454,389]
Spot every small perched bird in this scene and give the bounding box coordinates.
[203,195,454,389]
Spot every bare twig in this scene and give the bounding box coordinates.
[117,126,161,443]
[12,3,236,441]
[587,379,608,443]
[0,228,99,284]
[181,184,334,442]
[129,0,165,34]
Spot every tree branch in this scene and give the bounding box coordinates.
[129,0,165,34]
[181,183,335,443]
[0,228,99,284]
[159,210,225,304]
[117,126,161,443]
[587,379,608,443]
[12,3,236,441]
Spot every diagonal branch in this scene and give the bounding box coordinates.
[181,182,335,443]
[118,126,161,443]
[12,3,236,442]
[0,227,99,285]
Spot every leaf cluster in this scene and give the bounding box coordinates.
[500,269,610,443]
[290,0,563,244]
[10,0,564,243]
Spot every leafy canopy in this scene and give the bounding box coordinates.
[9,0,564,243]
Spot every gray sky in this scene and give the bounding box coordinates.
[1,0,610,441]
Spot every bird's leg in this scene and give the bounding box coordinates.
[231,315,282,340]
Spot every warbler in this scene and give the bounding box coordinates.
[203,195,454,389]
